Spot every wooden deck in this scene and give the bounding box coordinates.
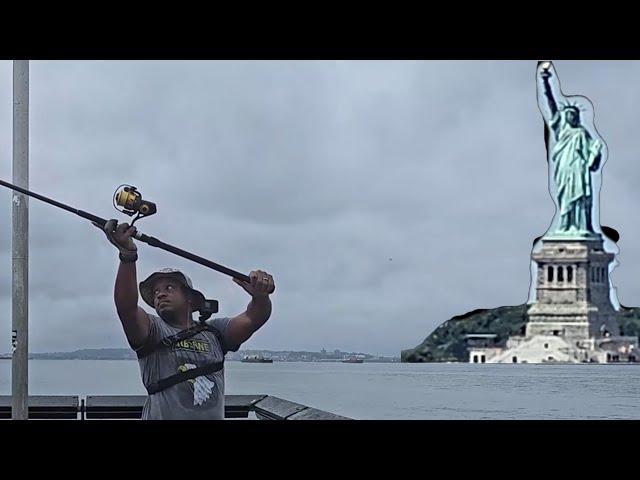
[0,395,351,420]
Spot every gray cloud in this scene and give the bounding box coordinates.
[2,60,640,356]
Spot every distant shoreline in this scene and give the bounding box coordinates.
[0,358,399,363]
[0,348,400,363]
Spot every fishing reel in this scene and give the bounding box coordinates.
[113,185,157,225]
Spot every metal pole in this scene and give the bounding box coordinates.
[11,60,28,420]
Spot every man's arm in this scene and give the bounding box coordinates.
[114,260,151,349]
[95,219,150,349]
[226,270,275,345]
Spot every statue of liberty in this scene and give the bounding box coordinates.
[538,62,604,238]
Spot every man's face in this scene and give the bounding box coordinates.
[152,277,190,319]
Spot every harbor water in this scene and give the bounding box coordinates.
[1,360,639,419]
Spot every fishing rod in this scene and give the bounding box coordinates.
[0,178,251,284]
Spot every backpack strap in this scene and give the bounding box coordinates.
[146,360,224,395]
[136,322,210,359]
[136,320,228,395]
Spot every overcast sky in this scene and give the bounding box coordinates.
[2,60,640,357]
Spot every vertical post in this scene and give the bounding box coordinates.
[12,60,29,420]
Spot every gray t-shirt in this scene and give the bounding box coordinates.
[136,314,240,420]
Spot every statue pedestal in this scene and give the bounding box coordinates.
[526,237,619,341]
[542,230,602,242]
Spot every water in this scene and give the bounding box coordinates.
[1,360,639,419]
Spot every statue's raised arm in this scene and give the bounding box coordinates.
[539,62,558,118]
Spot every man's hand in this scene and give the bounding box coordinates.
[233,270,275,297]
[93,219,138,260]
[227,270,274,347]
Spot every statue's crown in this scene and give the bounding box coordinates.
[560,101,583,113]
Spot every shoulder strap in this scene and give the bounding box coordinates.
[146,361,224,395]
[136,322,209,359]
[137,321,228,395]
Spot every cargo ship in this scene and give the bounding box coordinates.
[241,355,274,363]
[341,356,363,364]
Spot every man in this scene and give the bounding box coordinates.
[95,219,275,420]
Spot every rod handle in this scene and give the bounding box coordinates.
[134,230,251,283]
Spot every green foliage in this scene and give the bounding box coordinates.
[402,304,640,363]
[401,304,529,362]
[616,306,640,338]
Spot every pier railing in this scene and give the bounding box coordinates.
[0,395,351,420]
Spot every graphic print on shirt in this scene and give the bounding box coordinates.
[177,363,217,406]
[172,338,211,353]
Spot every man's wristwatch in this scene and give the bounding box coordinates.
[119,252,138,263]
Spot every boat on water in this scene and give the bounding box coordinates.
[341,356,363,364]
[241,355,273,363]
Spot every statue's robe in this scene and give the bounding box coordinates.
[549,110,599,231]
